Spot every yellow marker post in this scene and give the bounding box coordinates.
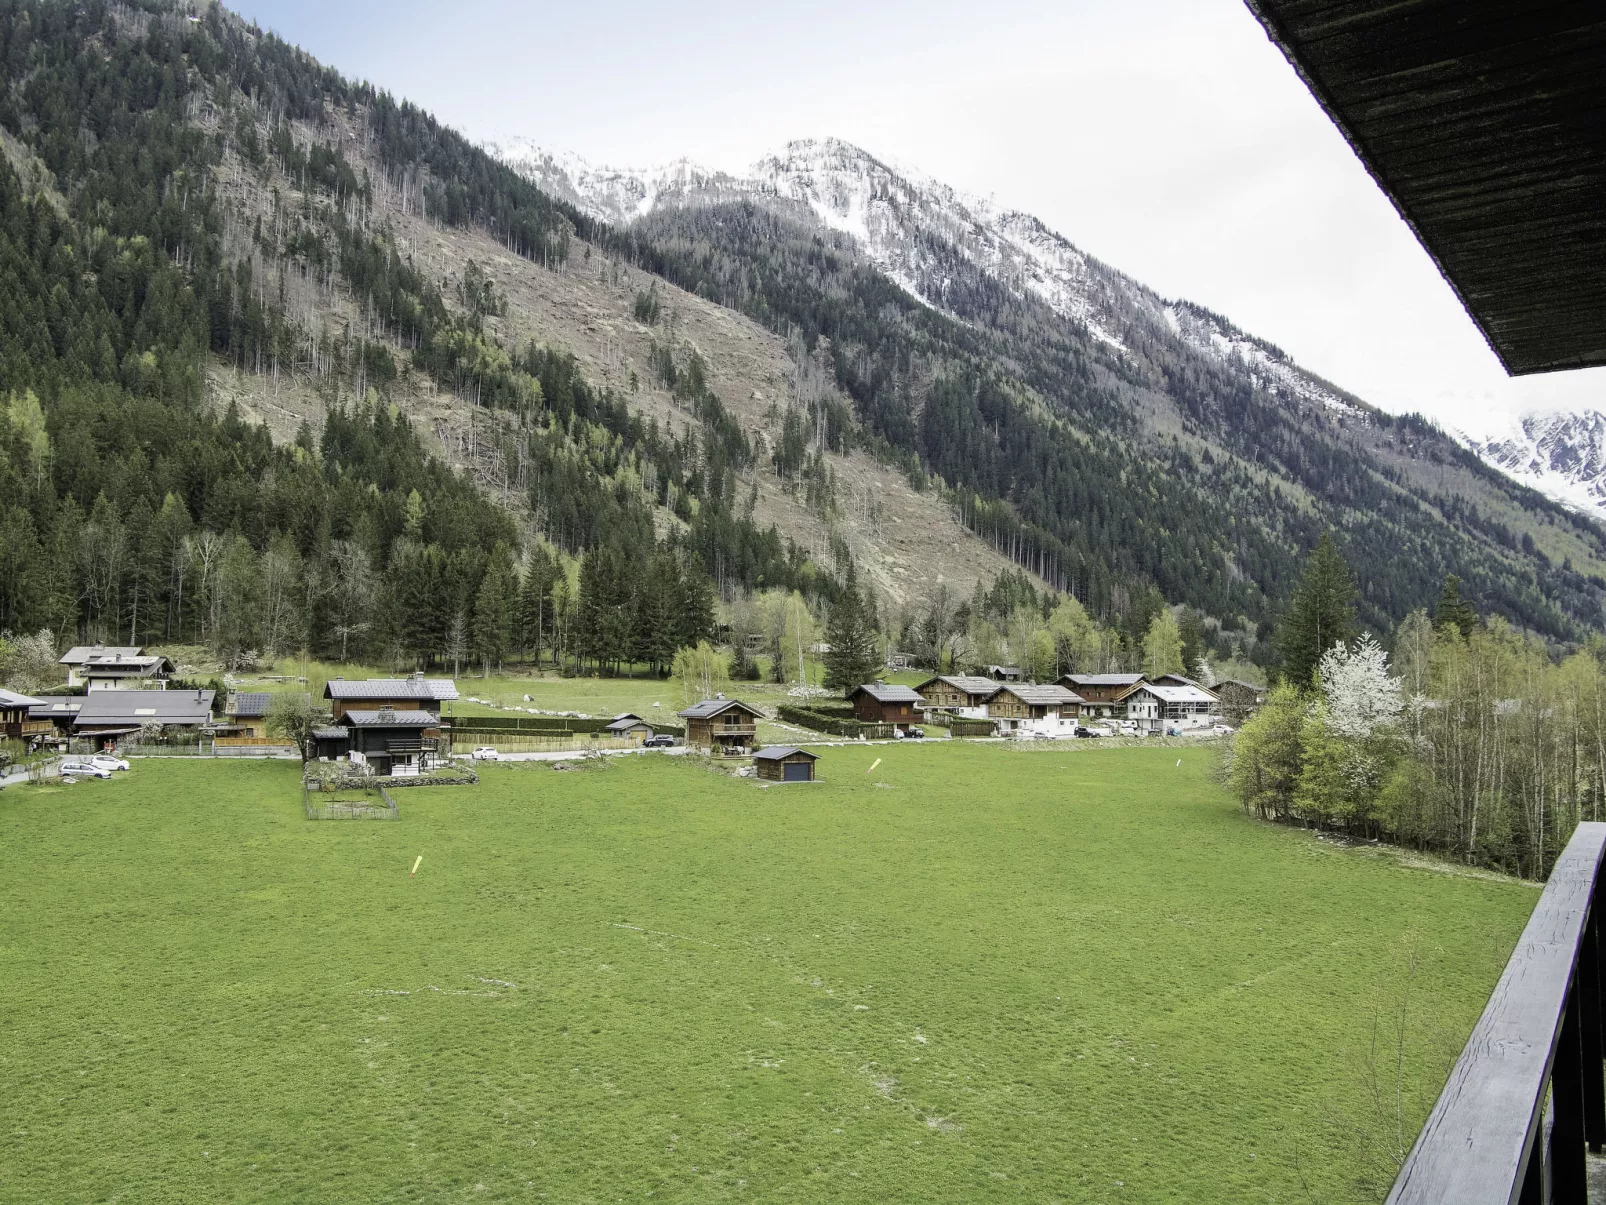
[866,758,882,775]
[410,855,423,878]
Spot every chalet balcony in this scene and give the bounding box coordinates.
[1387,822,1606,1203]
[2,720,55,740]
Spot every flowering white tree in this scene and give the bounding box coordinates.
[1318,635,1403,740]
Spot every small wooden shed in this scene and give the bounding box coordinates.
[753,746,818,782]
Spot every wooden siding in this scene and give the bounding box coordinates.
[756,752,816,781]
[853,698,919,725]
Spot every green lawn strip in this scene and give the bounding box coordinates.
[0,748,1531,1203]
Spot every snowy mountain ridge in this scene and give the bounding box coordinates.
[492,134,1600,521]
[1462,410,1606,518]
[497,137,1364,414]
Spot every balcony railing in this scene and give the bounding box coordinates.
[1387,821,1606,1204]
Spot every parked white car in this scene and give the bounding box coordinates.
[89,755,130,772]
[471,747,500,761]
[60,760,113,780]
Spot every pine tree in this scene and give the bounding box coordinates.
[1275,532,1357,688]
[471,553,514,676]
[824,570,881,697]
[1434,574,1478,637]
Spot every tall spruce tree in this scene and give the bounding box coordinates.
[824,569,882,697]
[1275,532,1357,688]
[1434,574,1479,637]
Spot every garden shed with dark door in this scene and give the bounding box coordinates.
[753,746,818,782]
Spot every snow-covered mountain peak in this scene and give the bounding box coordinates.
[1463,409,1606,517]
[490,135,1602,521]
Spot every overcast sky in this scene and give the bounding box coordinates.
[234,0,1602,438]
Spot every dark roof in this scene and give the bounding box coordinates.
[1064,673,1145,687]
[324,678,459,702]
[312,726,349,740]
[994,684,1084,707]
[1215,678,1268,692]
[604,713,652,731]
[753,746,816,761]
[677,698,762,720]
[851,684,924,704]
[916,675,1001,699]
[1244,2,1606,374]
[72,654,174,678]
[0,687,45,708]
[73,689,214,728]
[28,695,81,720]
[341,709,437,728]
[59,644,142,665]
[230,692,274,718]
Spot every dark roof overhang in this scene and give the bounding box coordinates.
[1244,1,1606,374]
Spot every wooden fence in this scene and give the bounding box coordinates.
[303,781,400,821]
[446,714,684,738]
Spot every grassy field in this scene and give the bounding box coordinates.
[0,744,1534,1203]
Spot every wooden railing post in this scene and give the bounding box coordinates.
[1384,823,1606,1205]
[1551,975,1588,1203]
[1580,901,1606,1150]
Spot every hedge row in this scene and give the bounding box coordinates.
[776,705,894,740]
[446,714,683,737]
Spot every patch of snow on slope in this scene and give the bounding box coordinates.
[1164,303,1362,417]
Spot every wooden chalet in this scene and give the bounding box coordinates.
[677,697,761,752]
[1060,673,1146,719]
[850,684,924,731]
[221,691,274,739]
[1115,682,1219,732]
[58,645,174,691]
[915,675,1000,719]
[0,688,50,744]
[986,683,1083,738]
[324,673,458,722]
[986,664,1023,682]
[333,707,440,777]
[1213,680,1266,726]
[604,713,655,743]
[753,746,817,782]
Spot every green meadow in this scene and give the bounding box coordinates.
[0,744,1533,1203]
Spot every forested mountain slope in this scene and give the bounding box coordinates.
[506,138,1606,641]
[0,0,1044,673]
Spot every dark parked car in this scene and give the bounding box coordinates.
[1075,726,1102,739]
[643,734,676,748]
